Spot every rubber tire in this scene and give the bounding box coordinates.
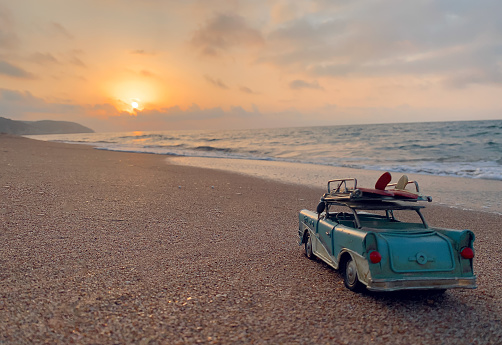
[304,233,316,260]
[343,256,365,292]
[431,289,446,295]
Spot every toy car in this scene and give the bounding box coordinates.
[298,172,476,292]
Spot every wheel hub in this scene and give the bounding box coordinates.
[347,261,357,285]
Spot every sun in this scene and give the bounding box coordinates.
[131,101,139,109]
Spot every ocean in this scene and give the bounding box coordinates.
[27,119,502,181]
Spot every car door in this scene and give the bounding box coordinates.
[317,218,335,256]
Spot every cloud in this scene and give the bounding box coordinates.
[0,88,77,112]
[49,22,73,39]
[230,105,260,118]
[0,31,18,50]
[28,52,60,65]
[239,86,259,94]
[204,75,229,89]
[0,11,19,49]
[67,50,86,68]
[191,13,264,57]
[69,56,86,68]
[0,88,86,123]
[87,103,123,117]
[259,0,502,87]
[0,88,226,126]
[97,102,267,131]
[107,102,262,128]
[0,60,35,78]
[130,49,156,55]
[289,79,323,90]
[3,86,498,132]
[443,68,502,89]
[0,5,18,49]
[0,88,114,129]
[140,69,156,77]
[0,88,260,131]
[258,15,347,68]
[0,88,42,104]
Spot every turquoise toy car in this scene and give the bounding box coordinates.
[298,173,476,292]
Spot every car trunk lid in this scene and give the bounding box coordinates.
[381,231,455,273]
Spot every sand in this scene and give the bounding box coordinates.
[1,134,501,344]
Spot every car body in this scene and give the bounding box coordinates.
[298,176,476,292]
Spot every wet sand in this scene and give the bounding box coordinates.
[168,157,502,214]
[1,134,501,344]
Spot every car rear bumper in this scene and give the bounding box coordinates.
[367,276,477,292]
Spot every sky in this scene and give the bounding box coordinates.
[0,0,501,132]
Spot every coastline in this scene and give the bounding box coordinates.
[167,156,502,215]
[1,134,501,344]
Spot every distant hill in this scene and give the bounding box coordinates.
[0,117,94,135]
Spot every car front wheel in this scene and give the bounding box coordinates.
[343,256,364,292]
[304,233,315,260]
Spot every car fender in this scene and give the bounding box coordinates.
[338,249,371,287]
[299,220,338,269]
[298,209,318,245]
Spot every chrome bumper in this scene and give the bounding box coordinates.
[367,276,477,292]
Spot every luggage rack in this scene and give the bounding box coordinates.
[321,177,432,205]
[317,176,432,228]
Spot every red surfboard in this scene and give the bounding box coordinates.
[375,171,392,190]
[392,190,419,199]
[357,187,394,197]
[354,172,394,197]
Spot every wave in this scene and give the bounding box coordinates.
[94,144,502,181]
[118,134,174,140]
[30,119,502,182]
[486,125,502,129]
[486,141,501,147]
[198,137,222,142]
[143,144,185,149]
[193,145,234,153]
[395,144,441,150]
[324,162,502,181]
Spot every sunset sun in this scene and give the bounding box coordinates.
[131,101,139,109]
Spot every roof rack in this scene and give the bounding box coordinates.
[321,176,432,205]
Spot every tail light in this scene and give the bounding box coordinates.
[369,251,382,264]
[460,247,474,259]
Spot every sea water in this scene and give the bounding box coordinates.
[26,120,502,213]
[28,120,502,180]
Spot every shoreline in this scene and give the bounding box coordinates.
[20,134,502,214]
[1,134,501,344]
[167,156,502,215]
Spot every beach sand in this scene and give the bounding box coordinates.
[1,134,501,344]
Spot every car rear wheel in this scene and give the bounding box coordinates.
[304,233,315,260]
[343,256,364,292]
